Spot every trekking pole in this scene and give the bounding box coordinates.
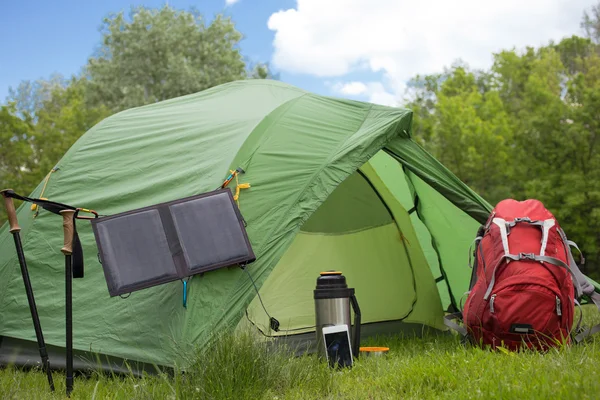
[1,189,55,392]
[60,209,75,397]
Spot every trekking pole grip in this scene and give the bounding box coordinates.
[60,210,75,256]
[1,189,20,233]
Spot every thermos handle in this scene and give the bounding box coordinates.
[350,294,361,358]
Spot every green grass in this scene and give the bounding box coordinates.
[3,306,600,400]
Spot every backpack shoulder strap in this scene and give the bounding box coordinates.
[468,225,485,291]
[448,226,486,339]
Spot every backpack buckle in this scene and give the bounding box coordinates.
[507,217,532,234]
[519,252,536,260]
[514,217,532,223]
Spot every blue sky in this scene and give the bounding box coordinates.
[0,0,327,101]
[0,0,596,106]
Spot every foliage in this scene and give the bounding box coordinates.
[405,25,600,278]
[248,62,279,80]
[0,79,109,222]
[2,2,600,277]
[32,78,110,175]
[6,73,67,119]
[180,331,332,399]
[582,2,600,44]
[0,103,36,196]
[85,6,248,112]
[0,5,274,224]
[408,65,513,202]
[2,306,600,399]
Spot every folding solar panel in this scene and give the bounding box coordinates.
[91,189,255,296]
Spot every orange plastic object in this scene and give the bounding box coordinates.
[360,347,389,352]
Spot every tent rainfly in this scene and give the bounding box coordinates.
[0,79,493,373]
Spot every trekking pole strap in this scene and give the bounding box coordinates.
[1,189,98,279]
[2,189,77,214]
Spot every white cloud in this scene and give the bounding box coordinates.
[225,0,239,5]
[268,0,594,105]
[333,81,400,106]
[336,81,368,95]
[364,82,402,106]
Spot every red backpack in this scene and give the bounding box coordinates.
[445,199,600,350]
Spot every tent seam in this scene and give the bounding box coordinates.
[358,165,419,322]
[385,141,493,222]
[214,104,382,334]
[208,101,380,341]
[253,102,376,259]
[299,221,395,236]
[237,94,310,169]
[229,108,411,337]
[180,92,309,348]
[403,168,461,312]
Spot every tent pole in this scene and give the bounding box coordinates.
[1,190,55,392]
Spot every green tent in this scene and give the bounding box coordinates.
[0,79,492,371]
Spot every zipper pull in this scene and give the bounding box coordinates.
[556,296,562,316]
[490,294,496,313]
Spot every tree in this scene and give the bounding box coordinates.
[86,6,249,112]
[33,77,110,175]
[1,5,277,228]
[5,73,67,119]
[405,32,600,279]
[0,103,36,222]
[247,62,279,80]
[406,66,513,202]
[405,73,442,147]
[0,78,109,226]
[559,44,600,274]
[490,44,600,277]
[582,2,600,44]
[0,104,35,186]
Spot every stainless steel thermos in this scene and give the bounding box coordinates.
[314,271,361,359]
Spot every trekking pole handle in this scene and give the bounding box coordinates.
[60,210,76,256]
[1,189,20,233]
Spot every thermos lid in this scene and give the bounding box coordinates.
[314,270,354,299]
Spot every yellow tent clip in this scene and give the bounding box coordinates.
[221,169,250,208]
[232,170,250,207]
[31,198,48,212]
[234,183,250,202]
